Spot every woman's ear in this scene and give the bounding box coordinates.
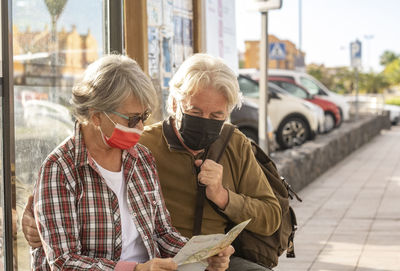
[89,110,101,127]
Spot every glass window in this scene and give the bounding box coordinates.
[12,0,107,269]
[300,77,324,96]
[238,76,259,98]
[300,77,319,95]
[273,81,308,99]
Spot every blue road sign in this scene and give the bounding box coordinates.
[269,42,286,60]
[350,40,362,68]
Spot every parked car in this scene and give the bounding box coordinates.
[230,99,274,144]
[344,95,400,125]
[269,77,341,132]
[241,69,351,122]
[232,75,319,149]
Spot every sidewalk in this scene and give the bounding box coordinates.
[276,126,400,271]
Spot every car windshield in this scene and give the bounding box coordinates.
[300,77,325,95]
[238,76,260,98]
[272,81,309,99]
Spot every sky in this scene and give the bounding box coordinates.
[235,0,400,72]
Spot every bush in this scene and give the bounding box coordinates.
[385,97,400,106]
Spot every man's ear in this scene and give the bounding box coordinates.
[172,98,177,115]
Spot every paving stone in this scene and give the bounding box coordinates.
[274,126,400,271]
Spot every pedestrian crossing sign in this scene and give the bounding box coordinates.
[269,42,286,60]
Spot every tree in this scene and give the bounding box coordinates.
[383,58,400,85]
[44,0,68,92]
[44,0,68,57]
[307,64,334,91]
[380,50,399,66]
[359,72,389,94]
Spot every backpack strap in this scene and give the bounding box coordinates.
[192,124,235,236]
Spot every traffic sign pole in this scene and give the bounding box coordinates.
[259,11,269,153]
[350,40,362,121]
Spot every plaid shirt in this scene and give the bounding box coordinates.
[32,123,187,270]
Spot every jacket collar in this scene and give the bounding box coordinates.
[162,116,186,151]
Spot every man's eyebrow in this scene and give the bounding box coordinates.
[188,106,202,112]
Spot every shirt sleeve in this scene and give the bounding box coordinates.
[33,161,135,270]
[222,136,282,236]
[150,157,188,258]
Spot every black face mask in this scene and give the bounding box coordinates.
[179,113,225,150]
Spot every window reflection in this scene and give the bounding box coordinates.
[12,0,105,269]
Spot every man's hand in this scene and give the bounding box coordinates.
[22,195,42,248]
[194,159,228,209]
[206,245,235,271]
[135,258,178,271]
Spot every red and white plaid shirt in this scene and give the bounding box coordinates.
[32,123,187,270]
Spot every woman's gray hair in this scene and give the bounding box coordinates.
[71,54,156,123]
[167,53,242,116]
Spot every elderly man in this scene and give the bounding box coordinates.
[23,54,281,271]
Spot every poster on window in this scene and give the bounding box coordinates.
[204,0,238,73]
[173,0,193,70]
[147,0,163,27]
[148,27,160,79]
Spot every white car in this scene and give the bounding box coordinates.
[267,69,351,122]
[344,95,400,125]
[241,69,351,123]
[231,75,319,149]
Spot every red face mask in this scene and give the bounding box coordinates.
[100,113,143,150]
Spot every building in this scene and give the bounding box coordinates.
[13,25,99,87]
[244,34,305,70]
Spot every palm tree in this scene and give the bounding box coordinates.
[44,0,68,91]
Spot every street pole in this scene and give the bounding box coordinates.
[355,67,359,120]
[364,34,374,71]
[298,0,302,52]
[259,11,269,153]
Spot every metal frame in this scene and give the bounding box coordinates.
[1,0,16,269]
[0,0,121,268]
[108,0,124,54]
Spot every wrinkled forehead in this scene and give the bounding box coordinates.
[181,87,229,113]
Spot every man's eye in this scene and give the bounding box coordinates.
[211,114,225,119]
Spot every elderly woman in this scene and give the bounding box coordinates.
[30,55,233,271]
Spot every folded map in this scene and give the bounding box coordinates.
[174,219,251,267]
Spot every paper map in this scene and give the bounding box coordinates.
[173,219,251,267]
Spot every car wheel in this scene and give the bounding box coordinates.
[276,116,310,149]
[324,112,335,133]
[240,127,259,144]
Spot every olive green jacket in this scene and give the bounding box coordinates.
[139,118,281,238]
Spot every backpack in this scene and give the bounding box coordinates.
[194,123,302,269]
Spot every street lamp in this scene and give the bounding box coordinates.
[252,0,283,153]
[364,34,374,71]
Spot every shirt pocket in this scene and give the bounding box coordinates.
[143,190,163,231]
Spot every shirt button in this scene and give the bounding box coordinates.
[144,236,148,240]
[133,213,137,217]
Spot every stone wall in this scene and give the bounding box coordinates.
[271,113,391,192]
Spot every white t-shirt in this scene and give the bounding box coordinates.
[93,160,149,263]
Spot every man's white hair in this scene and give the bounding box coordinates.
[167,53,242,116]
